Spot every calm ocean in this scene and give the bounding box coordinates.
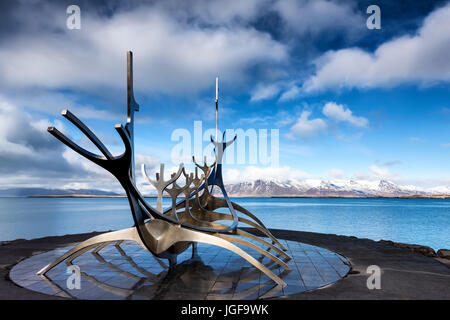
[0,197,448,250]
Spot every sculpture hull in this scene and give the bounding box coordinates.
[38,51,291,288]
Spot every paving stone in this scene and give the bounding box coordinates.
[9,239,349,299]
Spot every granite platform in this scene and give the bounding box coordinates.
[9,237,350,299]
[1,228,449,299]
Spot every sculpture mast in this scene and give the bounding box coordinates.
[215,77,219,141]
[126,51,140,183]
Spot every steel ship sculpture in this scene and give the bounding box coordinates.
[37,52,292,287]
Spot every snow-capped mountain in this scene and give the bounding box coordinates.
[223,179,450,197]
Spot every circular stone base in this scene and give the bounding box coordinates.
[10,238,350,300]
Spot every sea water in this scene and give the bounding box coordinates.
[0,197,448,250]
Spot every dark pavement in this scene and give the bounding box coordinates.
[1,229,449,300]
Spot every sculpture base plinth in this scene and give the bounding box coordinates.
[10,238,350,300]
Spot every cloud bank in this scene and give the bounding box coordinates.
[301,3,450,93]
[288,102,368,138]
[0,3,287,96]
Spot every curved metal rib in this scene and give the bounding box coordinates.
[39,219,286,286]
[61,109,113,160]
[200,195,288,252]
[44,112,288,285]
[142,163,183,213]
[114,244,167,279]
[41,55,290,288]
[213,234,290,271]
[47,127,106,166]
[37,227,142,275]
[174,213,290,270]
[210,131,237,165]
[92,249,160,283]
[188,207,290,259]
[81,271,136,298]
[191,210,290,260]
[148,220,287,287]
[187,191,288,253]
[182,175,285,252]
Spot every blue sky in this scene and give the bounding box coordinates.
[0,0,449,193]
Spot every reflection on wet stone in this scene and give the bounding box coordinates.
[10,239,350,299]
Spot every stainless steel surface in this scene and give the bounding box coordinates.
[13,240,351,300]
[39,51,291,288]
[126,51,139,183]
[142,163,183,213]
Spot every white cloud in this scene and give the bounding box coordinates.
[354,165,398,181]
[237,110,295,127]
[0,97,65,160]
[327,168,346,179]
[285,102,368,139]
[441,143,450,148]
[287,111,327,138]
[62,149,107,176]
[287,101,369,139]
[0,96,93,189]
[224,165,309,184]
[279,85,301,101]
[5,90,123,120]
[0,100,36,158]
[322,102,368,127]
[301,3,450,92]
[382,160,402,167]
[135,154,160,171]
[369,165,395,179]
[166,0,269,25]
[274,0,363,37]
[0,6,287,96]
[250,84,280,102]
[0,94,161,192]
[353,170,370,180]
[62,149,162,194]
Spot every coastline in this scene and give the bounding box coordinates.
[23,194,450,199]
[1,231,448,264]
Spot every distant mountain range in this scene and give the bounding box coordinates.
[224,179,450,197]
[0,188,121,197]
[1,179,449,198]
